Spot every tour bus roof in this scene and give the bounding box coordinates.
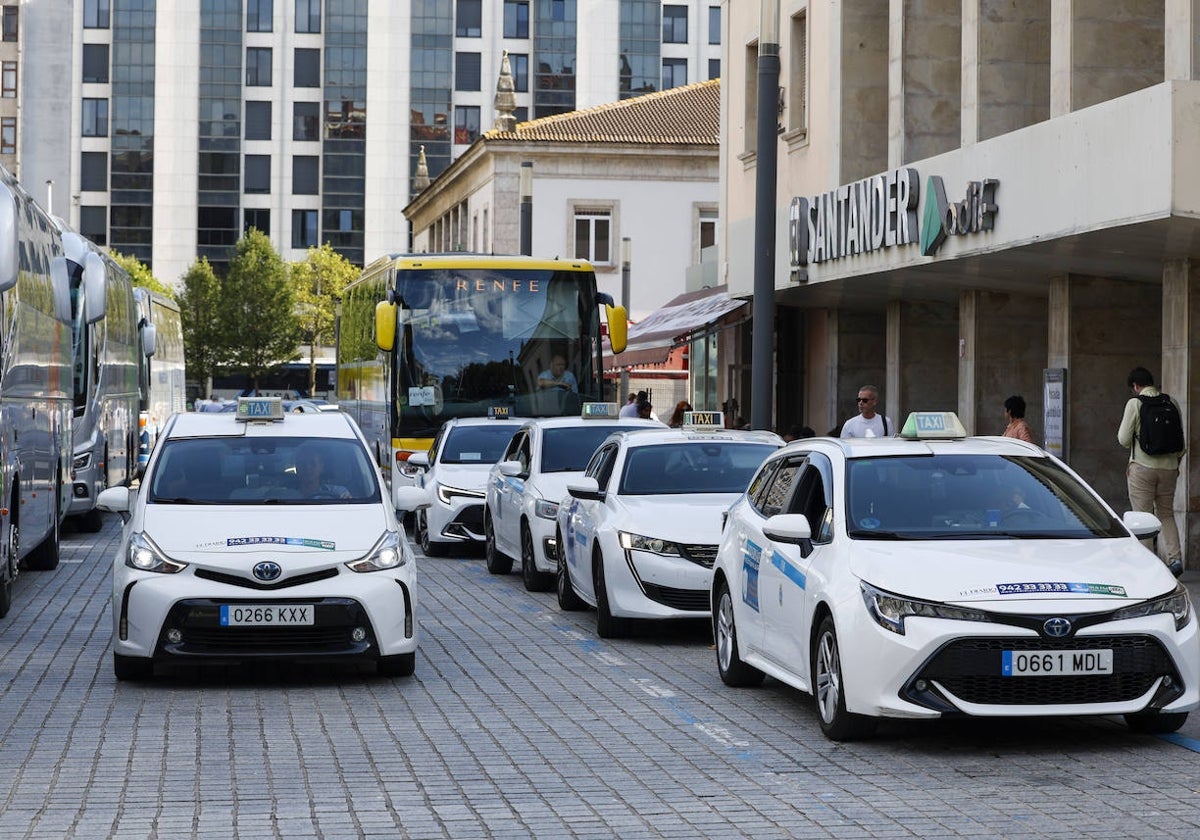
[366,253,596,273]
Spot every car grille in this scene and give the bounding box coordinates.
[680,544,718,569]
[194,567,339,590]
[909,635,1179,707]
[157,597,374,657]
[451,503,485,531]
[641,582,710,612]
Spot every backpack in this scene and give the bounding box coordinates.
[1136,393,1185,456]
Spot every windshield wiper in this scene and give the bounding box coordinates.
[846,529,921,540]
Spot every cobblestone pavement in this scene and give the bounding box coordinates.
[0,516,1198,838]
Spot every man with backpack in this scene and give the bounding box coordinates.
[1117,366,1186,577]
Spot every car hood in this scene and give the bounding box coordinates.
[143,505,390,571]
[614,494,739,543]
[426,463,495,492]
[850,537,1178,605]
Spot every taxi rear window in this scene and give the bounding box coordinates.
[148,437,381,505]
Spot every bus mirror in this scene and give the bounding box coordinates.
[49,256,73,321]
[375,301,397,352]
[0,185,15,292]
[606,304,628,354]
[141,322,158,358]
[83,252,108,324]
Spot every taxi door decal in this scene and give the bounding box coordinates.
[741,539,762,612]
[770,550,806,590]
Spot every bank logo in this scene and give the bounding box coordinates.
[920,176,1000,257]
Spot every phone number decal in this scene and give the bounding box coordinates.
[226,536,336,551]
[996,581,1126,597]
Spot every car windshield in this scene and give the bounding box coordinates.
[540,424,628,472]
[148,437,382,505]
[845,454,1127,539]
[441,424,519,464]
[620,442,778,495]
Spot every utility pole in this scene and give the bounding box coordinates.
[750,0,780,431]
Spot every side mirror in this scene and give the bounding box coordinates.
[407,451,430,468]
[96,486,132,524]
[393,485,431,513]
[763,513,814,557]
[141,322,158,358]
[606,304,628,354]
[83,251,108,324]
[498,460,523,477]
[1122,510,1162,540]
[0,184,16,293]
[566,476,605,502]
[375,301,397,352]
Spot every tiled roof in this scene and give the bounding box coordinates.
[485,78,719,145]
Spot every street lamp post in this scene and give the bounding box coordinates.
[620,237,632,400]
[519,162,533,256]
[45,180,53,216]
[751,0,780,431]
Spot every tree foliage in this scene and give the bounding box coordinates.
[291,243,359,395]
[111,251,175,299]
[177,257,222,396]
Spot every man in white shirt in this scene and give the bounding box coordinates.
[840,385,893,438]
[619,389,646,418]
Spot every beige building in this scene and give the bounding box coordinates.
[722,1,1200,564]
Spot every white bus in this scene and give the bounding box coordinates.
[134,288,186,472]
[58,228,139,532]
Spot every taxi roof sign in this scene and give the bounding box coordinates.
[581,402,619,419]
[488,405,512,419]
[236,396,285,422]
[682,410,724,430]
[899,411,967,440]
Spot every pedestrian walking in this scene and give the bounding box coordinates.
[840,385,893,438]
[1002,395,1035,443]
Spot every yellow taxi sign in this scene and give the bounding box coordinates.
[488,405,512,419]
[581,402,619,419]
[899,411,967,439]
[683,410,724,430]
[236,396,284,422]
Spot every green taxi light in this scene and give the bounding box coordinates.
[236,396,285,421]
[899,411,967,440]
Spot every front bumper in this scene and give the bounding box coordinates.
[602,535,716,619]
[427,499,486,544]
[68,461,102,516]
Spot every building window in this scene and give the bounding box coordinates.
[293,155,318,194]
[1,61,14,98]
[663,58,687,90]
[247,47,272,86]
[455,52,481,92]
[454,106,480,145]
[708,6,720,45]
[247,0,272,32]
[2,6,17,43]
[662,5,687,44]
[80,206,107,245]
[296,0,321,34]
[244,155,270,193]
[81,151,108,191]
[82,44,109,83]
[82,98,109,136]
[708,58,720,80]
[573,208,611,265]
[550,0,565,22]
[0,117,13,154]
[698,208,718,251]
[244,208,270,237]
[293,101,320,140]
[84,0,110,29]
[504,0,529,38]
[510,53,529,92]
[245,101,271,140]
[292,209,318,248]
[788,11,807,136]
[456,0,481,37]
[294,48,319,87]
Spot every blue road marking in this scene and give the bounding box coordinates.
[1158,732,1200,752]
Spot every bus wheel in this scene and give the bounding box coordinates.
[75,507,104,534]
[0,503,16,618]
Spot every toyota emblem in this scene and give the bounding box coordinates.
[1042,617,1072,638]
[253,561,282,581]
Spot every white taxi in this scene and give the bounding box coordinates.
[557,413,781,637]
[409,412,524,556]
[484,404,664,591]
[712,412,1199,740]
[97,397,423,681]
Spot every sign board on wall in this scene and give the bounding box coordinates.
[1043,368,1067,458]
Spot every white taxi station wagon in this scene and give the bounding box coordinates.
[97,397,423,680]
[484,403,664,592]
[712,411,1199,741]
[557,412,782,638]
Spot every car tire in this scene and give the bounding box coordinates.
[113,653,153,681]
[1124,710,1188,734]
[24,482,62,571]
[418,511,445,557]
[377,652,416,678]
[0,507,16,619]
[75,507,105,534]
[521,522,554,592]
[715,581,764,687]
[556,528,585,611]
[594,545,629,639]
[811,616,876,741]
[484,511,513,574]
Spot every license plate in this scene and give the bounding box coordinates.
[1001,649,1113,676]
[219,604,314,626]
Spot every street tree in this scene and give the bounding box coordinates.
[221,228,302,390]
[292,243,358,396]
[177,257,222,398]
[111,251,175,299]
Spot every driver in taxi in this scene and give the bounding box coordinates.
[294,443,351,499]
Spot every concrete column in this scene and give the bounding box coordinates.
[1164,0,1200,80]
[1049,0,1073,117]
[894,299,958,425]
[1163,259,1194,567]
[959,291,978,434]
[886,302,901,427]
[835,310,888,432]
[961,0,980,147]
[969,291,1049,439]
[888,0,905,168]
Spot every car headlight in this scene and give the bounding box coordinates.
[125,532,187,574]
[533,499,559,520]
[436,484,484,505]
[619,531,683,556]
[1109,583,1192,631]
[345,531,409,573]
[861,582,991,635]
